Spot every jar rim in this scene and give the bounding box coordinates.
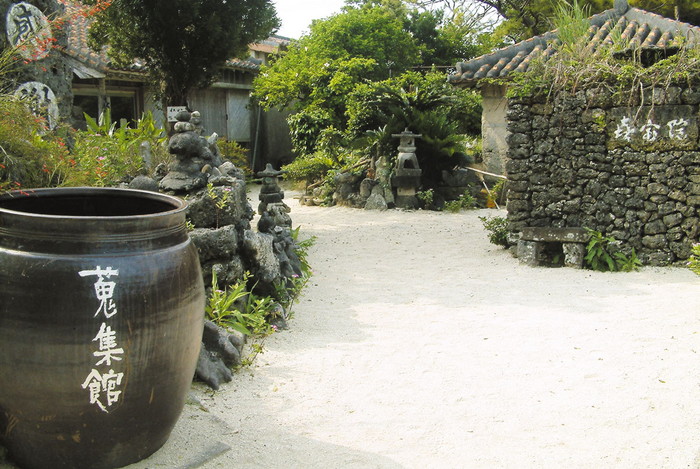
[0,187,186,220]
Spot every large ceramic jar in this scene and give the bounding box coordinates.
[0,187,204,469]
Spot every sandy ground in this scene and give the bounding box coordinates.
[3,190,700,468]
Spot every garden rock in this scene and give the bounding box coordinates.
[189,226,239,262]
[195,321,244,390]
[242,230,283,295]
[129,175,159,192]
[186,180,253,231]
[365,193,388,211]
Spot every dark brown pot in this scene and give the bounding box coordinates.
[0,187,204,469]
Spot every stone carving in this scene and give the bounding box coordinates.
[6,2,51,60]
[14,81,59,130]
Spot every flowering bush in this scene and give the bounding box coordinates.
[0,94,69,193]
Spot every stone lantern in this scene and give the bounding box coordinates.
[257,164,291,231]
[391,128,423,209]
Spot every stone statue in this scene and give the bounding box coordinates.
[159,110,224,193]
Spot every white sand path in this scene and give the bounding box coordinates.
[170,194,700,469]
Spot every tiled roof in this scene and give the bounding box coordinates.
[225,57,263,71]
[448,0,700,86]
[62,1,145,79]
[61,2,286,79]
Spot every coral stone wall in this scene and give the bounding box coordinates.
[505,87,700,265]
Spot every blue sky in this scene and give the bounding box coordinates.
[273,0,347,38]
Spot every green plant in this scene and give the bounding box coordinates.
[584,228,642,272]
[479,216,510,248]
[551,0,591,57]
[688,244,700,276]
[584,229,618,272]
[416,188,434,207]
[217,140,250,175]
[0,95,70,193]
[66,111,168,187]
[206,271,275,337]
[274,226,316,312]
[204,182,233,228]
[444,190,476,213]
[614,249,643,272]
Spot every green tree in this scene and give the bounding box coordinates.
[84,0,279,106]
[253,4,421,154]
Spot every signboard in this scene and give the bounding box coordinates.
[608,105,698,150]
[167,106,187,123]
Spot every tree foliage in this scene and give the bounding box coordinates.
[254,1,487,189]
[463,0,700,41]
[254,5,419,111]
[83,0,279,106]
[346,71,481,182]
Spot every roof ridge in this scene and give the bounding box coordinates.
[450,1,699,85]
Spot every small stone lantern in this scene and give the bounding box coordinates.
[391,128,423,209]
[257,164,291,231]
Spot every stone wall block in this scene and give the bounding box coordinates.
[663,212,683,228]
[647,183,669,195]
[642,234,667,249]
[668,190,687,202]
[507,199,532,212]
[507,133,531,146]
[682,218,699,237]
[681,88,700,104]
[644,219,667,235]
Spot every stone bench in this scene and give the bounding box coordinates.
[517,227,590,268]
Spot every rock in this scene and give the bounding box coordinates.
[168,131,202,158]
[129,175,159,192]
[189,226,239,262]
[359,178,378,198]
[257,211,275,233]
[365,193,388,211]
[219,161,246,180]
[159,170,207,193]
[201,257,246,288]
[186,181,253,230]
[195,321,243,390]
[242,230,282,295]
[139,141,152,170]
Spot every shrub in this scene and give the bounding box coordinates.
[444,190,476,213]
[65,110,169,187]
[479,215,509,247]
[689,244,700,276]
[217,140,250,175]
